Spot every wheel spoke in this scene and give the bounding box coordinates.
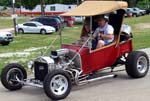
[137,56,148,73]
[50,74,69,96]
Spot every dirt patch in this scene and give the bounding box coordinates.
[24,47,46,52]
[0,46,46,58]
[135,23,150,29]
[0,52,30,58]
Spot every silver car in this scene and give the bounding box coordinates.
[126,8,141,17]
[0,31,13,45]
[17,21,56,34]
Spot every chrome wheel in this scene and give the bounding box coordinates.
[44,70,72,100]
[6,68,24,86]
[1,63,27,90]
[126,51,149,78]
[137,56,148,74]
[50,75,68,96]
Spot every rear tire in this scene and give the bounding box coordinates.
[43,70,72,100]
[18,29,24,34]
[1,63,27,90]
[125,51,149,78]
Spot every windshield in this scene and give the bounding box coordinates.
[36,22,43,26]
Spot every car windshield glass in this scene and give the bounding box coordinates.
[36,22,43,26]
[23,23,36,27]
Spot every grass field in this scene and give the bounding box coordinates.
[0,15,150,73]
[0,17,30,29]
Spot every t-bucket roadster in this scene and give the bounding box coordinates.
[1,1,149,100]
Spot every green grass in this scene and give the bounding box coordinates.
[124,15,150,50]
[0,25,82,73]
[0,17,30,29]
[0,15,150,73]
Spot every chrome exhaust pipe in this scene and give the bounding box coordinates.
[15,76,43,88]
[78,74,117,85]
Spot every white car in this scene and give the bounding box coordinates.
[132,7,146,15]
[17,21,56,34]
[74,16,84,23]
[0,31,13,45]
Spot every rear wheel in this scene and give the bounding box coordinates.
[40,29,46,34]
[1,63,27,90]
[43,70,72,100]
[18,29,24,34]
[125,51,149,78]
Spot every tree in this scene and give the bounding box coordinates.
[21,0,40,10]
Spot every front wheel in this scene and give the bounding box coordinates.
[125,51,149,78]
[43,70,72,100]
[40,29,46,34]
[1,63,27,90]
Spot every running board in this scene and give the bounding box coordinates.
[22,81,43,88]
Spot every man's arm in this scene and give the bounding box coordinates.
[100,34,113,39]
[100,25,114,40]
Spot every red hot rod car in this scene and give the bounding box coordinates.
[1,1,149,100]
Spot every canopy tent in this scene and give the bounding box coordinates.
[61,1,128,16]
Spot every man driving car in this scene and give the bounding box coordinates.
[93,15,114,49]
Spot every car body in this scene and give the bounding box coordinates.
[146,9,150,14]
[132,7,146,15]
[63,16,75,27]
[126,8,141,17]
[31,16,61,31]
[39,15,64,28]
[1,1,149,101]
[0,31,13,45]
[17,21,56,34]
[74,16,84,23]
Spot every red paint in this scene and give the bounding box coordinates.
[62,40,133,74]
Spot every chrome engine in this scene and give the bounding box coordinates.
[32,49,77,81]
[35,49,73,71]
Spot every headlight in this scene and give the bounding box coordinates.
[27,61,33,69]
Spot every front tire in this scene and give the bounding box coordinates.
[43,70,72,100]
[125,51,149,78]
[40,29,46,34]
[1,63,27,90]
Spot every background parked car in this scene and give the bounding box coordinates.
[17,21,56,34]
[132,7,146,15]
[126,8,141,17]
[146,9,150,14]
[74,16,84,23]
[0,31,13,45]
[40,16,64,28]
[63,16,75,27]
[31,16,61,31]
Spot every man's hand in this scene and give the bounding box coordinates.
[98,33,102,37]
